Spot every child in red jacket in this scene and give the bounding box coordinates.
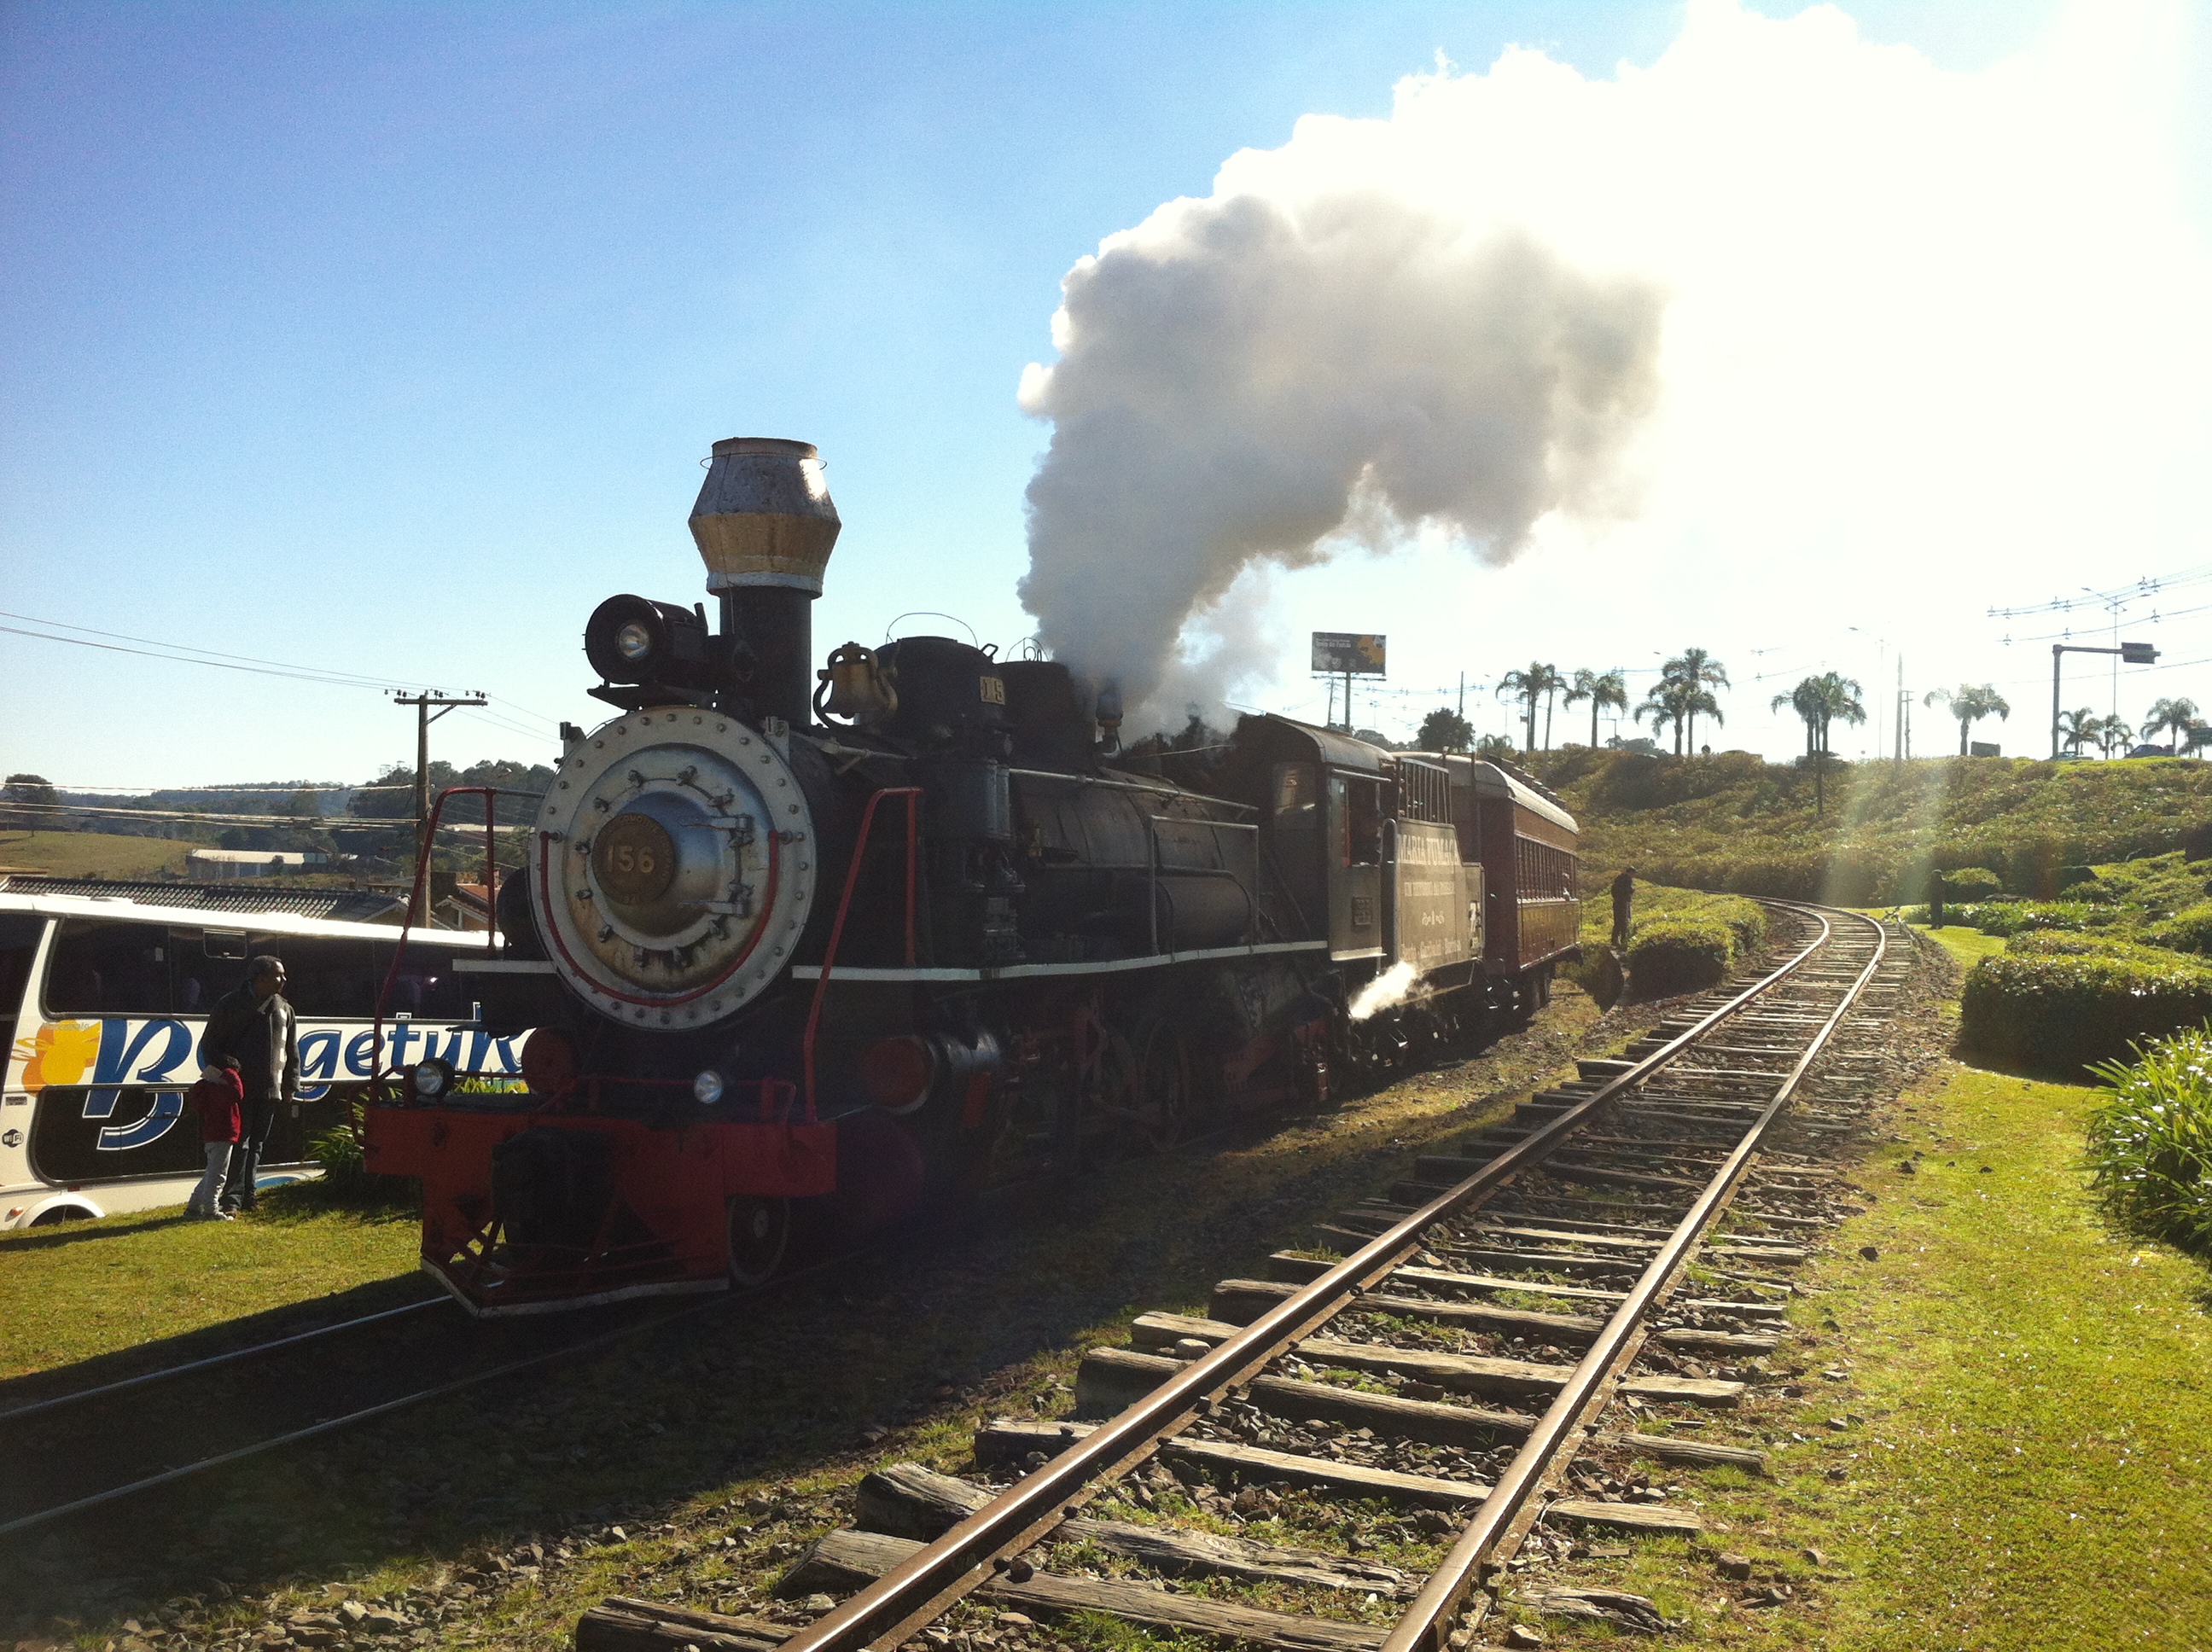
[187,1057,244,1221]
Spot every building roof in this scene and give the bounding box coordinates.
[0,875,406,924]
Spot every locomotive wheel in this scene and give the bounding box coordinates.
[1068,1029,1140,1172]
[726,1195,790,1288]
[1128,1017,1190,1155]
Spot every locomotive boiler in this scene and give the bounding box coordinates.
[364,439,1580,1314]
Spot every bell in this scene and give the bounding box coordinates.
[815,642,899,726]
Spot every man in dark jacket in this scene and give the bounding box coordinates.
[1610,867,1637,948]
[200,956,297,1213]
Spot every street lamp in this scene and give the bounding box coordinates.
[1847,628,1895,761]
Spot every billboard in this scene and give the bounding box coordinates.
[1312,632,1387,676]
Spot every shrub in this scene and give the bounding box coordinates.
[1960,951,2212,1074]
[2149,900,2212,955]
[1953,900,2095,938]
[2006,932,2185,966]
[1941,866,2004,902]
[2083,1025,2212,1256]
[1626,918,1734,998]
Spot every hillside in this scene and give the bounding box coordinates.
[1518,748,2212,903]
[0,830,201,879]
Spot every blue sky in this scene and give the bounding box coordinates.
[5,0,2204,788]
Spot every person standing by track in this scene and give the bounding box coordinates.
[1611,867,1637,947]
[184,1057,244,1220]
[200,957,297,1214]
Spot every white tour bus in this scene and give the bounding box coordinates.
[0,881,519,1227]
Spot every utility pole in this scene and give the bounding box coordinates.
[390,690,486,922]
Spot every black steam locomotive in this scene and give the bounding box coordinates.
[365,439,1580,1313]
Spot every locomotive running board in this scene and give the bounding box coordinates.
[790,938,1327,982]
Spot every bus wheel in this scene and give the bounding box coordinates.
[727,1195,790,1288]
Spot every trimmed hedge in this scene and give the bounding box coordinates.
[1949,899,2098,938]
[1961,951,2212,1074]
[1941,866,2004,901]
[1625,895,1767,999]
[2006,932,2183,966]
[2148,900,2212,954]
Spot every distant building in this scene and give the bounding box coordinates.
[434,881,494,931]
[186,848,329,880]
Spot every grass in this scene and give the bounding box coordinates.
[1521,1040,2212,1646]
[3,984,1646,1647]
[0,1195,422,1379]
[1911,923,2006,970]
[0,829,201,878]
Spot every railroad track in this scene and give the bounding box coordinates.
[580,901,1905,1652]
[0,1046,1420,1556]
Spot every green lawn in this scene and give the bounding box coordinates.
[1910,922,2007,969]
[0,1199,423,1379]
[1533,1048,2212,1648]
[0,829,201,877]
[1806,1064,2212,1643]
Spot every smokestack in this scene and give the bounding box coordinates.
[689,438,841,728]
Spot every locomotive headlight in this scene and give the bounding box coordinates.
[410,1057,456,1102]
[693,1068,728,1105]
[585,593,711,687]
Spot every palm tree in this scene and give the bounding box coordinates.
[1495,662,1563,753]
[1685,688,1724,753]
[2087,714,2130,759]
[1637,681,1680,752]
[1772,672,1863,813]
[2143,698,2200,753]
[1563,668,1628,749]
[1660,648,1730,753]
[1924,683,2011,756]
[2055,706,2098,757]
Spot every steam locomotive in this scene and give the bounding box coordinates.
[364,439,1580,1314]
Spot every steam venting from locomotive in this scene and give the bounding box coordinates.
[1017,154,1667,726]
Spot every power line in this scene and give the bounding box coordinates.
[1985,563,2212,620]
[0,799,536,829]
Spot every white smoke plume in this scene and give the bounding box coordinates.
[1016,99,1668,724]
[1348,960,1425,1022]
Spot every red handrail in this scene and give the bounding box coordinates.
[801,788,922,1116]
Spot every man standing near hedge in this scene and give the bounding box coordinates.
[1611,868,1637,947]
[200,956,297,1214]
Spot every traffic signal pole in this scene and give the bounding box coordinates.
[2051,641,2158,758]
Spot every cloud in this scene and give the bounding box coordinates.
[1015,0,2212,749]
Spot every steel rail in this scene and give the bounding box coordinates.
[0,1248,855,1543]
[1380,904,1887,1652]
[0,1297,447,1426]
[770,904,1848,1652]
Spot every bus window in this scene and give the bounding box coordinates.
[250,934,379,1019]
[370,942,473,1021]
[45,920,173,1015]
[0,915,44,1067]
